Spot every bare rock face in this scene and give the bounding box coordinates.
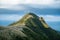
[0,13,60,40]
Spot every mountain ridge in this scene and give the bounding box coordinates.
[0,13,60,40]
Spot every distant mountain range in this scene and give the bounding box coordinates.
[0,13,60,40]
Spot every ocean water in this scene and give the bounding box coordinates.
[0,21,60,31]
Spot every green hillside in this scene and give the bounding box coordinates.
[0,13,60,40]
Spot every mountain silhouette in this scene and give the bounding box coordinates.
[0,13,60,40]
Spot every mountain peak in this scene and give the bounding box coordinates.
[9,13,39,26]
[26,13,36,15]
[9,13,49,29]
[25,13,39,18]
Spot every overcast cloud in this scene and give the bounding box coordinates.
[0,0,60,9]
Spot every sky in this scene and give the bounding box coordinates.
[0,0,60,21]
[0,0,60,9]
[0,0,60,31]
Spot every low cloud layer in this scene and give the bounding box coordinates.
[0,14,22,21]
[39,15,60,21]
[0,14,60,22]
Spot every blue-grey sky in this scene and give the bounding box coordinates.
[0,0,60,31]
[0,0,60,22]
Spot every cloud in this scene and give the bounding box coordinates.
[0,14,60,22]
[0,0,60,10]
[0,0,19,5]
[39,15,60,21]
[0,0,60,5]
[0,14,22,21]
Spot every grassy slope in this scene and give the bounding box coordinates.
[0,13,60,40]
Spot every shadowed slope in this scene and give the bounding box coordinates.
[0,13,60,40]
